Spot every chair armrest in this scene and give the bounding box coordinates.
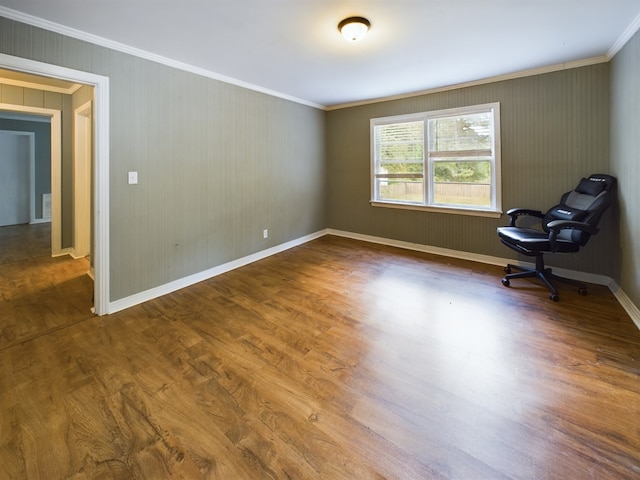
[546,219,598,235]
[505,208,544,227]
[546,220,599,252]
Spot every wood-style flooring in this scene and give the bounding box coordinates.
[0,223,94,350]
[1,234,639,479]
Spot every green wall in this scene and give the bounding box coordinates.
[326,64,615,277]
[610,29,640,307]
[0,16,326,302]
[1,13,636,311]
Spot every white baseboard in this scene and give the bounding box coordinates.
[328,229,640,329]
[107,230,327,315]
[609,281,640,330]
[52,247,73,258]
[105,227,640,330]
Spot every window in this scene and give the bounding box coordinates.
[371,103,501,216]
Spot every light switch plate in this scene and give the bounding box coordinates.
[128,171,138,185]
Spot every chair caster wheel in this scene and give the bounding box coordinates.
[502,278,510,287]
[578,287,588,296]
[550,294,559,302]
[504,266,512,274]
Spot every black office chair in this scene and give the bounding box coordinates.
[497,174,616,301]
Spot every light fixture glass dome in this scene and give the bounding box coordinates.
[338,17,370,42]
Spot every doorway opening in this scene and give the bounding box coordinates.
[0,130,34,227]
[0,53,110,315]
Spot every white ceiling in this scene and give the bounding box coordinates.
[1,0,640,108]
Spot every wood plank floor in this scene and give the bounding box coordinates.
[1,234,639,479]
[0,223,94,351]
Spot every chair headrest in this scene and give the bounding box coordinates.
[575,174,616,196]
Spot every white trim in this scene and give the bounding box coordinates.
[0,76,81,95]
[327,229,640,329]
[2,5,632,113]
[370,201,503,218]
[327,228,612,284]
[327,57,609,111]
[0,6,323,111]
[609,281,640,331]
[370,102,501,215]
[26,132,35,223]
[106,225,640,330]
[329,228,529,268]
[52,247,74,257]
[0,112,51,123]
[0,53,111,316]
[108,230,327,314]
[73,100,92,259]
[608,12,640,58]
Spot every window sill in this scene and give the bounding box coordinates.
[370,201,503,218]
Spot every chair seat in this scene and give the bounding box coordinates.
[497,226,580,254]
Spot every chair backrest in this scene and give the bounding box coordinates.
[542,174,616,245]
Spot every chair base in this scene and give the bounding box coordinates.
[501,256,588,301]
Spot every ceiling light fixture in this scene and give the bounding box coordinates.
[338,16,371,42]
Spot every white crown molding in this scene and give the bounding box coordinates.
[326,56,609,111]
[608,11,640,58]
[0,6,325,110]
[3,5,637,113]
[327,12,640,111]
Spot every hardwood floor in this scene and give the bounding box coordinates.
[0,223,94,351]
[1,235,639,479]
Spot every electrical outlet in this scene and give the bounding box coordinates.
[128,171,138,184]
[263,229,269,239]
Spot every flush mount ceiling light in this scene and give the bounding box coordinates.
[338,16,371,42]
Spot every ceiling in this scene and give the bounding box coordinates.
[1,1,639,108]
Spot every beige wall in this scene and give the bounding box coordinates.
[611,29,640,307]
[0,16,326,302]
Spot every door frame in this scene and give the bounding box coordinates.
[73,100,92,259]
[0,53,110,315]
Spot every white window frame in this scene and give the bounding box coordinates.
[370,102,502,218]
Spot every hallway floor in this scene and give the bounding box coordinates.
[0,223,94,351]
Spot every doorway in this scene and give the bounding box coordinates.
[0,108,93,350]
[0,101,92,322]
[0,130,33,227]
[0,105,63,254]
[0,53,110,315]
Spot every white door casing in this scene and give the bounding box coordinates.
[73,101,92,259]
[0,53,110,315]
